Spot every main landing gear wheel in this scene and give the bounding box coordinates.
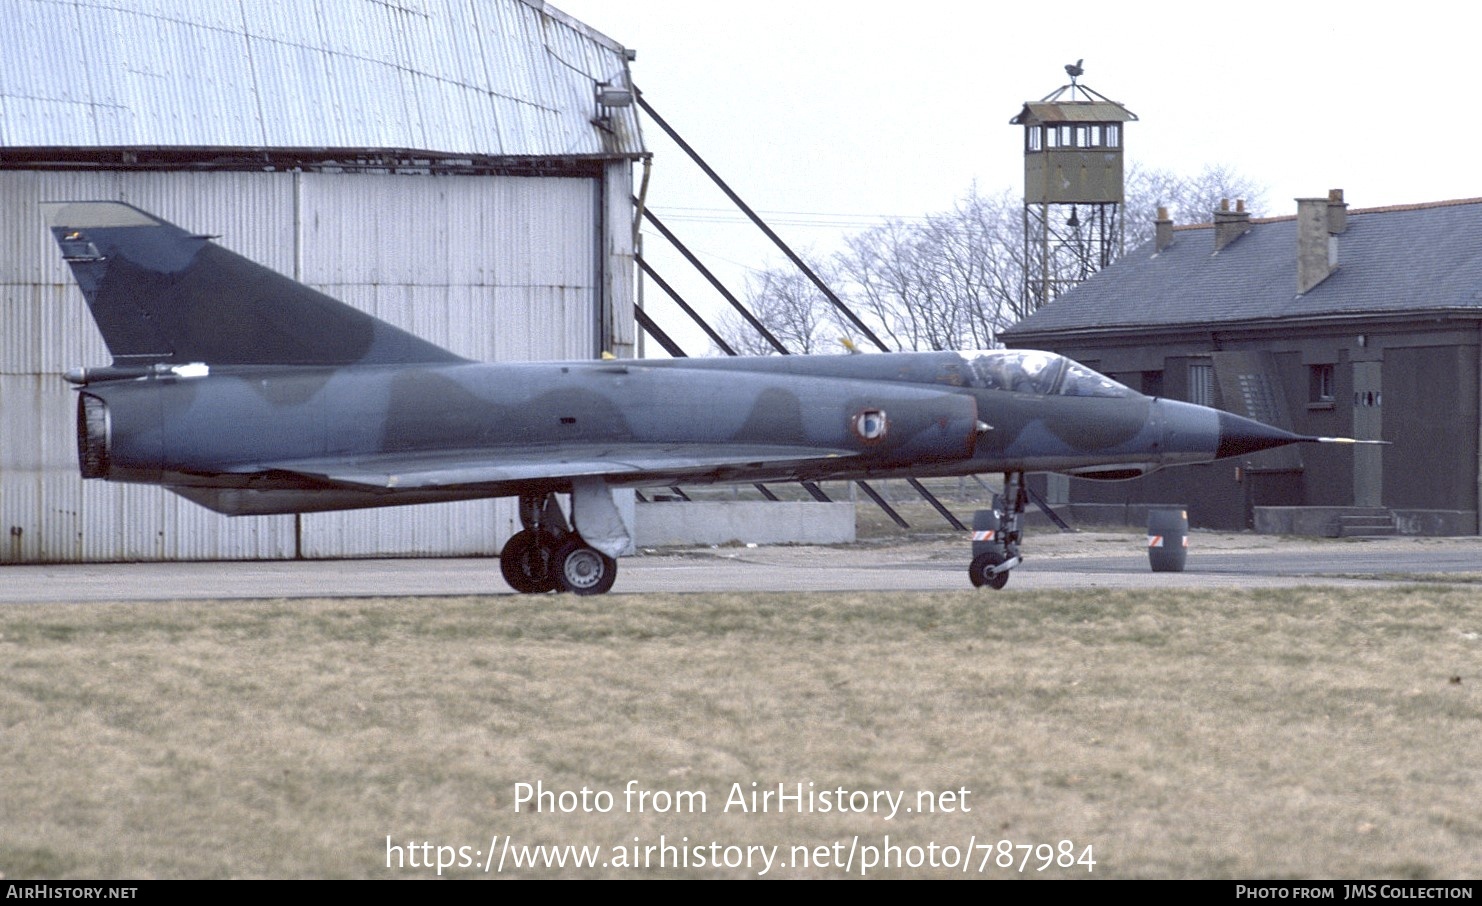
[969,552,1010,590]
[500,529,560,594]
[553,537,617,596]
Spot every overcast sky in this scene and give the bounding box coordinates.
[552,1,1478,354]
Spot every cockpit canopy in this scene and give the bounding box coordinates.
[956,350,1134,398]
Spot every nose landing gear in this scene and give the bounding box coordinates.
[969,472,1027,590]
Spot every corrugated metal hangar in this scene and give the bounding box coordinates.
[0,0,646,562]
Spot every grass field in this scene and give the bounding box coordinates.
[2,584,1479,879]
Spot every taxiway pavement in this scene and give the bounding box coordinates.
[2,532,1477,604]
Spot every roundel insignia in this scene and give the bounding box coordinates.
[852,409,888,444]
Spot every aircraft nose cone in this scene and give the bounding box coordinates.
[1216,411,1305,459]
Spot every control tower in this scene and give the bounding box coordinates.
[1010,62,1137,309]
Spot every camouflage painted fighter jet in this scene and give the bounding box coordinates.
[43,201,1348,594]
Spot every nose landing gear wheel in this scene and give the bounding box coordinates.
[969,552,1010,590]
[554,537,617,596]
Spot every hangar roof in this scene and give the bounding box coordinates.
[0,0,643,160]
[1003,197,1482,342]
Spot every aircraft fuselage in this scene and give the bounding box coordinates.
[76,350,1234,515]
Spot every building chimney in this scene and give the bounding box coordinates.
[1155,206,1173,252]
[1213,198,1251,251]
[1296,195,1338,294]
[1326,188,1347,234]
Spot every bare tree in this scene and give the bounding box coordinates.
[711,164,1267,355]
[1124,162,1268,245]
[832,188,1030,352]
[924,187,1030,344]
[836,220,933,352]
[713,256,840,355]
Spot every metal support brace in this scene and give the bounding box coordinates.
[1025,482,1075,532]
[640,208,788,354]
[636,255,734,355]
[907,477,966,531]
[854,480,909,529]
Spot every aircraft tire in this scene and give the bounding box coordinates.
[969,552,1010,590]
[500,529,560,594]
[553,537,617,596]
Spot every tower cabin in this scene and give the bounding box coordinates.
[1010,67,1138,308]
[1011,86,1136,205]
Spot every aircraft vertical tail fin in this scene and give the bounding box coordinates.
[42,201,466,368]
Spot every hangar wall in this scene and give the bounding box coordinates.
[0,166,628,562]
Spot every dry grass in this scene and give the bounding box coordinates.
[1,586,1479,878]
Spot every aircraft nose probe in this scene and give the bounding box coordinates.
[1214,410,1386,459]
[1214,411,1307,458]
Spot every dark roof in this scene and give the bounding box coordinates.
[1010,101,1138,125]
[1002,197,1482,341]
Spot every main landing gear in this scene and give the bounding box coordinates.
[969,472,1026,590]
[500,492,618,595]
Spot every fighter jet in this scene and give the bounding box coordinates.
[42,201,1349,594]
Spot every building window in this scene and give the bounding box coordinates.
[1316,363,1339,403]
[1188,362,1215,407]
[1310,364,1335,403]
